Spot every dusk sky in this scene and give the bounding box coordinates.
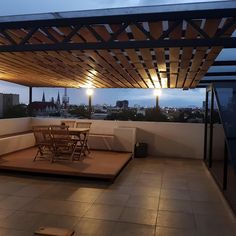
[0,0,227,16]
[0,80,206,107]
[0,0,234,108]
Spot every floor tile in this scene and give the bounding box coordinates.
[95,192,129,206]
[84,204,124,221]
[24,199,91,217]
[74,218,115,236]
[159,199,192,213]
[119,207,157,225]
[191,201,231,216]
[38,185,79,200]
[190,189,222,202]
[156,211,196,229]
[0,211,43,231]
[0,228,29,236]
[112,222,155,236]
[67,188,102,203]
[126,195,159,210]
[0,182,27,195]
[156,226,197,236]
[0,196,34,210]
[160,189,191,201]
[14,183,52,198]
[0,209,15,219]
[195,213,236,234]
[38,214,79,229]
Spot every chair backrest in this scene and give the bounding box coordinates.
[32,126,51,145]
[60,120,76,128]
[75,122,92,129]
[50,125,71,142]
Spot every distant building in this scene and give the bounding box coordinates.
[0,93,19,117]
[137,108,146,116]
[116,100,129,109]
[202,101,206,109]
[28,102,57,116]
[62,88,69,109]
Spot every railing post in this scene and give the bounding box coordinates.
[28,87,32,116]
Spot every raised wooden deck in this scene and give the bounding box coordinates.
[0,147,132,180]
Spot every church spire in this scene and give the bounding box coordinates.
[42,92,45,102]
[56,91,60,105]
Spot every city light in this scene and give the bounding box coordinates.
[153,89,162,97]
[86,88,94,96]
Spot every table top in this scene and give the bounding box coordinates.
[68,127,90,133]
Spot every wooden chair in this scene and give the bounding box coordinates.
[32,126,53,161]
[50,125,77,162]
[74,122,92,159]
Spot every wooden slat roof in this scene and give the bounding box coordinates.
[0,1,235,89]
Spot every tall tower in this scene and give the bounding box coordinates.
[62,88,69,109]
[56,91,61,106]
[42,92,46,102]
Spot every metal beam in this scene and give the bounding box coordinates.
[0,5,235,29]
[159,20,181,39]
[213,61,236,66]
[0,29,16,45]
[215,17,236,37]
[134,22,155,40]
[205,72,236,77]
[41,28,58,43]
[200,79,236,84]
[62,25,82,42]
[20,27,38,45]
[0,37,235,52]
[185,19,210,39]
[108,22,129,42]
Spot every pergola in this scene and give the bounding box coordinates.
[0,1,235,92]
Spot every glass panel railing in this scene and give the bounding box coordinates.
[214,82,236,212]
[211,90,225,188]
[214,84,236,139]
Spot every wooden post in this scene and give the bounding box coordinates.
[88,95,92,119]
[155,95,159,112]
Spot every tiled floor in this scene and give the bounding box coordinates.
[0,157,235,235]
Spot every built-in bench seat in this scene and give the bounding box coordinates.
[0,130,32,139]
[88,127,136,153]
[0,131,35,156]
[88,133,114,151]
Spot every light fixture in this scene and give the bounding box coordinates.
[153,89,162,97]
[86,88,94,96]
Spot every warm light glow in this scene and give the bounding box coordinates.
[161,78,168,88]
[86,88,94,96]
[153,89,162,97]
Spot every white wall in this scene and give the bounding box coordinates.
[31,118,204,159]
[0,117,32,136]
[0,117,204,159]
[0,133,35,156]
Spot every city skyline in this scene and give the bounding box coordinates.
[0,80,205,108]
